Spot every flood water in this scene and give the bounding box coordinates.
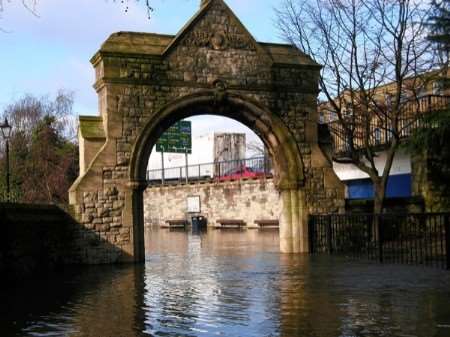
[2,227,450,337]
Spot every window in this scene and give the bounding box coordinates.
[433,80,444,95]
[374,127,382,145]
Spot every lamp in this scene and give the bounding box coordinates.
[0,117,12,202]
[0,118,12,140]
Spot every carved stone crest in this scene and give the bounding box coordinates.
[212,79,227,105]
[183,31,210,48]
[183,28,253,51]
[210,32,226,50]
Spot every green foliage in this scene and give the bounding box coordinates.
[428,0,450,72]
[428,0,450,50]
[405,108,450,154]
[405,107,450,204]
[0,92,78,205]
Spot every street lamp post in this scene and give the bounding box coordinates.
[0,118,12,202]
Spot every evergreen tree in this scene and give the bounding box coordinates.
[0,92,78,204]
[428,0,450,54]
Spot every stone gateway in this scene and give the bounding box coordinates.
[69,0,344,263]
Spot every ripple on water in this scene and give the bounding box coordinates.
[2,229,450,337]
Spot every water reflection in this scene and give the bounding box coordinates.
[1,227,450,337]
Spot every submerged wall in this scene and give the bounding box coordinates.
[0,204,75,282]
[144,178,281,228]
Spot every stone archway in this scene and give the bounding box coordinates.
[129,91,306,261]
[69,0,345,264]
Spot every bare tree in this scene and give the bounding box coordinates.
[119,0,154,18]
[0,0,154,34]
[0,0,38,15]
[247,140,265,157]
[277,0,433,214]
[0,0,154,23]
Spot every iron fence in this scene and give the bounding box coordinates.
[309,213,450,270]
[326,95,450,157]
[147,156,272,185]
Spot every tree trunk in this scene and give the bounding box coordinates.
[373,185,385,215]
[372,179,387,242]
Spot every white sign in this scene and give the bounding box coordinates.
[187,196,201,213]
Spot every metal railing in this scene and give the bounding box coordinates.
[309,213,450,270]
[326,95,450,157]
[147,156,272,185]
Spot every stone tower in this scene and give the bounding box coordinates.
[213,133,246,175]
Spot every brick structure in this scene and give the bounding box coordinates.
[69,0,344,263]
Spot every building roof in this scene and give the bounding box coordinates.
[98,31,319,67]
[260,42,319,67]
[96,0,319,67]
[98,32,174,56]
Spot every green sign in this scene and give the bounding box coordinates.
[156,121,192,154]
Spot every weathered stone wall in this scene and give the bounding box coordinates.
[75,186,130,263]
[412,150,450,212]
[144,178,281,228]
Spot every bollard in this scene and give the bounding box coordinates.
[308,217,314,254]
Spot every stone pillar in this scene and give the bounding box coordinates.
[280,189,294,253]
[290,189,300,253]
[122,181,147,263]
[293,189,309,253]
[280,187,309,254]
[131,188,146,263]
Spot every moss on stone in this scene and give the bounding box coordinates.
[79,116,105,140]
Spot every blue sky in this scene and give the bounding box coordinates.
[0,0,283,115]
[0,0,283,167]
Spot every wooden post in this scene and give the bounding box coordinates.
[161,149,165,185]
[5,140,10,202]
[308,216,315,254]
[327,216,333,254]
[445,215,450,270]
[185,148,189,184]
